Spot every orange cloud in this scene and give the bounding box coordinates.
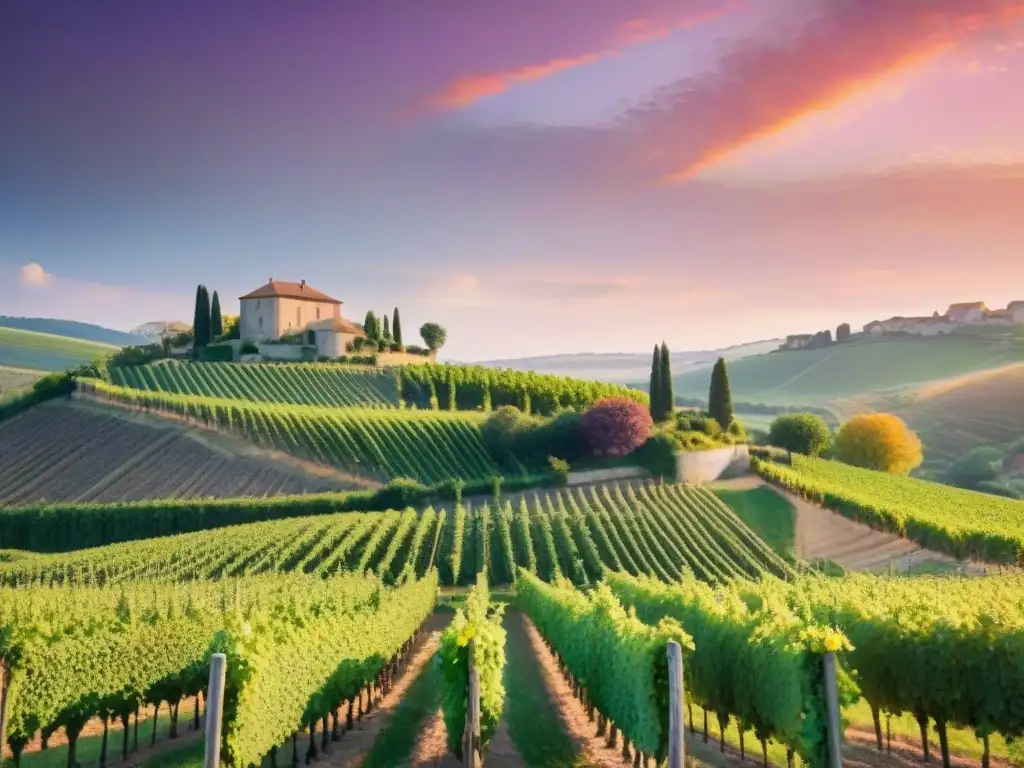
[424,8,728,111]
[653,0,1024,183]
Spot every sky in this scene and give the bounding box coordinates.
[2,0,1024,361]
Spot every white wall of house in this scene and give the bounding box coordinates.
[240,298,277,341]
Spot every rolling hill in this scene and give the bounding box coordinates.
[673,336,1024,407]
[0,316,146,346]
[0,326,117,371]
[478,339,782,383]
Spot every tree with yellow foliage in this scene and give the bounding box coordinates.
[833,413,923,474]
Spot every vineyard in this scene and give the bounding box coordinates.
[79,379,505,484]
[0,570,437,768]
[109,361,399,408]
[0,482,794,587]
[754,454,1024,564]
[0,403,348,505]
[106,360,647,415]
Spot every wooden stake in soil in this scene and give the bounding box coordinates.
[822,652,843,768]
[0,657,10,762]
[204,653,227,768]
[462,640,482,768]
[667,640,686,768]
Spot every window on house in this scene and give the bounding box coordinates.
[258,317,263,330]
[256,300,261,309]
[317,306,321,319]
[297,307,301,326]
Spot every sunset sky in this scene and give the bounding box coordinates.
[3,0,1023,360]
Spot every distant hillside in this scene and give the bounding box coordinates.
[0,327,116,372]
[834,364,1024,489]
[0,316,146,347]
[673,337,1024,407]
[478,339,782,383]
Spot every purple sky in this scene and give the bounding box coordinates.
[3,0,1023,360]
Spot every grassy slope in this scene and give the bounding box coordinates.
[673,337,1024,406]
[713,488,795,560]
[0,327,116,372]
[0,365,43,396]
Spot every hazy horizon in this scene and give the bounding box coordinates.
[3,0,1022,360]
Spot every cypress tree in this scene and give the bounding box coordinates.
[363,311,379,340]
[210,291,223,339]
[382,314,391,340]
[392,308,403,350]
[659,342,674,422]
[192,285,211,348]
[648,344,662,422]
[708,357,734,429]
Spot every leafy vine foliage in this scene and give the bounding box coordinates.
[437,574,507,759]
[515,571,692,761]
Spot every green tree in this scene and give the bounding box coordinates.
[382,314,391,341]
[363,310,379,340]
[210,291,223,339]
[648,344,662,422]
[836,322,851,343]
[192,285,211,349]
[420,322,447,352]
[707,357,734,429]
[659,342,674,422]
[393,307,404,350]
[768,413,832,456]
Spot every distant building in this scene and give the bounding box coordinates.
[862,300,1022,337]
[782,334,814,350]
[239,278,366,357]
[132,320,192,343]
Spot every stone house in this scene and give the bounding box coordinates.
[238,278,366,357]
[946,302,987,324]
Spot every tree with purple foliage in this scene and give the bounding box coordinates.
[580,397,654,458]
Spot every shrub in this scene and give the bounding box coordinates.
[677,431,717,451]
[632,433,677,479]
[239,340,259,355]
[833,413,923,475]
[580,397,653,458]
[481,406,533,456]
[701,417,723,438]
[548,456,571,486]
[727,419,747,440]
[946,447,1004,490]
[768,413,832,456]
[519,411,584,464]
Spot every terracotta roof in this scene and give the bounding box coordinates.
[239,279,341,304]
[1007,301,1024,310]
[309,317,366,337]
[948,301,986,311]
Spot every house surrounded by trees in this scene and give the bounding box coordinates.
[238,278,366,357]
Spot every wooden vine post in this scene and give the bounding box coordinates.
[462,640,482,768]
[667,641,686,768]
[0,656,10,762]
[822,652,843,768]
[204,653,227,768]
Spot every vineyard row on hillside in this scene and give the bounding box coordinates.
[107,360,647,415]
[753,454,1024,564]
[77,378,504,485]
[0,571,437,768]
[0,483,795,587]
[0,404,346,506]
[109,360,399,408]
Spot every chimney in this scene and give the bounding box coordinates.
[301,279,306,288]
[269,277,274,283]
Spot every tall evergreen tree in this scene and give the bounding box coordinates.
[363,310,379,340]
[192,285,211,348]
[659,342,674,422]
[648,344,662,422]
[210,291,223,339]
[392,307,404,349]
[382,314,391,340]
[708,356,734,429]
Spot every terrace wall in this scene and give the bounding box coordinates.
[675,444,750,483]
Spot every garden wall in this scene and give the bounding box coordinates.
[675,444,750,483]
[566,466,648,486]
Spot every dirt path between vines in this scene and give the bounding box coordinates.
[313,612,450,768]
